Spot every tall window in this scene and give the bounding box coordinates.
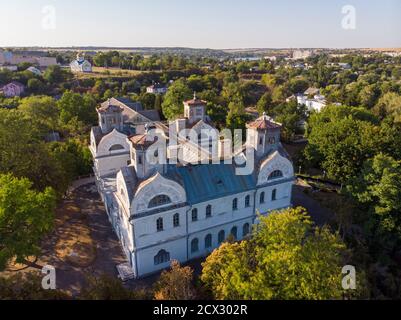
[192,208,198,222]
[231,226,238,240]
[243,223,250,237]
[205,234,212,249]
[218,230,225,244]
[232,198,238,211]
[156,217,164,232]
[138,155,143,165]
[173,213,180,227]
[268,170,284,180]
[245,195,250,208]
[149,195,171,208]
[154,250,170,265]
[191,238,199,253]
[260,192,265,204]
[206,205,212,218]
[272,189,277,201]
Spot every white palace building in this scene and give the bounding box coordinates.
[90,95,295,279]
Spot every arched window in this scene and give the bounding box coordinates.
[260,192,265,204]
[268,170,284,180]
[206,205,212,218]
[173,213,180,227]
[243,223,250,237]
[218,230,225,244]
[205,234,212,249]
[192,208,198,222]
[156,217,164,232]
[191,238,199,253]
[232,198,238,211]
[272,189,277,201]
[109,144,125,152]
[245,195,250,208]
[231,226,238,240]
[149,195,171,208]
[154,249,170,265]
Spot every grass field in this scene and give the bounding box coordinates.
[74,67,153,79]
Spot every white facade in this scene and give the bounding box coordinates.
[70,54,92,73]
[91,98,295,279]
[146,84,167,94]
[297,94,327,112]
[27,66,42,76]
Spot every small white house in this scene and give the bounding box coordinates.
[297,94,327,112]
[146,83,167,94]
[70,53,92,73]
[26,66,42,76]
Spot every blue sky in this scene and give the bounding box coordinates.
[1,0,400,48]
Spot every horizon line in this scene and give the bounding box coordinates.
[1,46,401,51]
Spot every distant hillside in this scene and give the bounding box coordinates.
[8,47,232,58]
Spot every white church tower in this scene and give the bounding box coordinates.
[98,99,124,134]
[184,92,207,124]
[246,112,282,158]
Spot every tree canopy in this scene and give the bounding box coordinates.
[0,174,56,270]
[201,207,348,300]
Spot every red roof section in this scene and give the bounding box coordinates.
[185,92,206,106]
[247,114,282,130]
[129,134,157,149]
[97,100,124,114]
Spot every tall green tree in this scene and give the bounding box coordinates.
[347,153,401,252]
[0,174,56,270]
[161,79,192,120]
[201,207,348,300]
[304,105,381,183]
[57,91,97,126]
[256,92,272,115]
[43,65,69,84]
[18,96,59,137]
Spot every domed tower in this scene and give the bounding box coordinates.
[76,52,85,63]
[246,113,282,158]
[97,99,124,134]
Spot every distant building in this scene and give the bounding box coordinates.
[0,65,17,71]
[292,50,314,60]
[0,50,13,65]
[297,93,326,112]
[264,56,277,62]
[0,81,25,97]
[27,66,42,76]
[33,56,58,67]
[338,63,351,70]
[146,83,167,94]
[70,53,92,73]
[0,50,57,67]
[304,87,321,96]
